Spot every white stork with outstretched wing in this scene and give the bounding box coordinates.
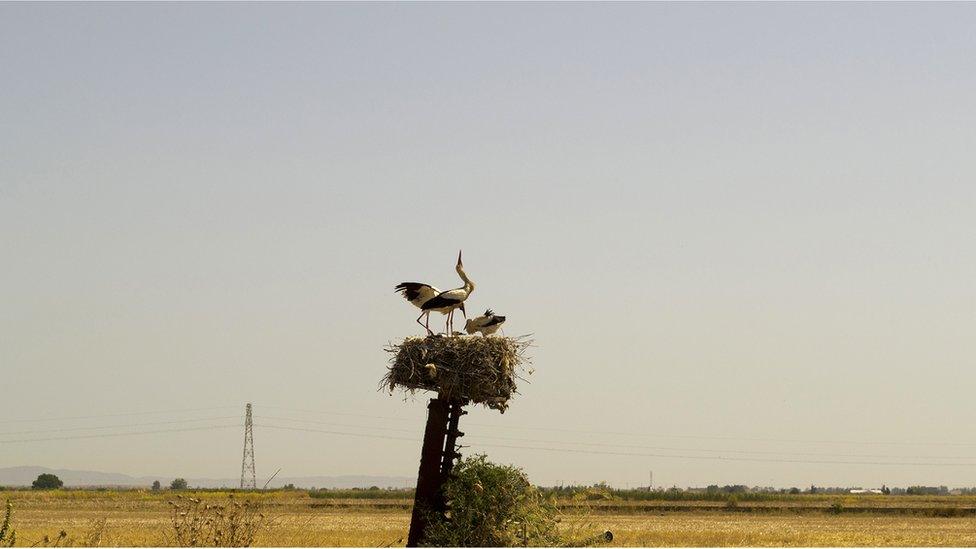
[395,251,475,336]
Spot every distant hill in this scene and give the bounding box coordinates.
[0,466,413,489]
[0,466,141,487]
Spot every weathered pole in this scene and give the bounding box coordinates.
[440,400,467,484]
[407,397,450,547]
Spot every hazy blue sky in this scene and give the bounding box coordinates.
[2,2,974,489]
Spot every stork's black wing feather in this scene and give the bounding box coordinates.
[421,293,463,310]
[484,315,506,327]
[394,282,427,302]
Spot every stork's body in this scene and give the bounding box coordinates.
[395,251,475,336]
[464,309,506,336]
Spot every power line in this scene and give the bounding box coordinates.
[256,405,418,423]
[465,422,976,448]
[0,405,240,424]
[465,441,976,468]
[0,424,241,444]
[256,404,976,448]
[256,423,418,443]
[468,433,976,461]
[0,416,239,437]
[10,402,975,456]
[260,417,976,461]
[253,422,976,467]
[259,415,417,435]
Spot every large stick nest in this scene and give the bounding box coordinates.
[381,335,532,413]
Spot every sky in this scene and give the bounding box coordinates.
[1,2,974,489]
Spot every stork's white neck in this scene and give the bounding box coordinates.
[456,265,474,293]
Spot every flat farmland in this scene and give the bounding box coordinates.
[3,490,976,546]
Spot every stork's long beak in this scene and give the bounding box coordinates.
[457,249,463,267]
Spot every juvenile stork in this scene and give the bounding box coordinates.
[464,309,506,336]
[395,250,475,336]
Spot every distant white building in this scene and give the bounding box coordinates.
[849,489,883,494]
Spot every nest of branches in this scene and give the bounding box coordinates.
[382,335,532,413]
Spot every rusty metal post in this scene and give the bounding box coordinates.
[440,400,467,484]
[407,397,450,547]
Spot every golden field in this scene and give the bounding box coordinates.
[2,489,976,547]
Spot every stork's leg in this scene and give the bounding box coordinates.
[424,312,434,336]
[417,311,433,336]
[445,311,451,335]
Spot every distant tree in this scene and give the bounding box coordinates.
[881,484,890,495]
[809,484,818,494]
[151,480,161,491]
[170,478,188,490]
[789,487,801,495]
[906,486,942,495]
[31,474,63,490]
[283,483,296,490]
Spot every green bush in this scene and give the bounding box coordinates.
[422,455,562,547]
[421,455,612,547]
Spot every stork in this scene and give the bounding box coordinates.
[395,250,475,336]
[464,309,506,336]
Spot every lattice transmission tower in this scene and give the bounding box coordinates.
[240,403,256,489]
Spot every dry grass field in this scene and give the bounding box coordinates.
[3,489,976,547]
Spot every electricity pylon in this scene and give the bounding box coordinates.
[240,403,256,489]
